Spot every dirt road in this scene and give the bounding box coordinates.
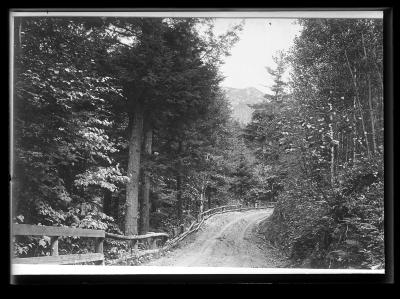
[144,209,287,267]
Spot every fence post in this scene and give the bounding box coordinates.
[151,238,158,249]
[50,236,59,256]
[95,237,104,265]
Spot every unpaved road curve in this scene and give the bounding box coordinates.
[144,209,287,267]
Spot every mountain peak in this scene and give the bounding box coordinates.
[223,86,265,124]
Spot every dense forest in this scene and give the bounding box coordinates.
[12,17,384,269]
[255,19,384,269]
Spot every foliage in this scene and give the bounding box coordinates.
[264,158,384,269]
[12,17,384,269]
[13,18,126,232]
[12,17,243,258]
[261,19,384,269]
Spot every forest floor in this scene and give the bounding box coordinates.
[143,209,289,267]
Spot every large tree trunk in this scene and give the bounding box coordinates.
[113,195,119,224]
[103,189,112,216]
[150,192,157,213]
[139,125,152,234]
[124,104,144,236]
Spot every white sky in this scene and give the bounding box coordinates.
[213,18,302,94]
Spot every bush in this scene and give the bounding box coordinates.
[262,157,384,269]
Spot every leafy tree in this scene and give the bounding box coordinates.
[12,16,243,256]
[263,19,384,269]
[13,17,128,257]
[13,18,126,226]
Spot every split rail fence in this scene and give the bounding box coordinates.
[12,202,274,265]
[163,203,275,250]
[12,224,168,265]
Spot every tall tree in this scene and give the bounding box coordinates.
[13,17,126,228]
[244,52,291,201]
[104,18,242,234]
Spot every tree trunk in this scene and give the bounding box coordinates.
[356,97,371,159]
[207,189,212,210]
[345,134,349,164]
[340,131,344,168]
[344,50,371,159]
[103,189,112,216]
[176,172,183,225]
[336,131,341,171]
[367,76,378,154]
[176,140,184,225]
[362,33,378,154]
[352,97,357,163]
[371,48,384,93]
[139,125,152,234]
[113,195,119,223]
[329,110,335,188]
[199,185,205,216]
[150,192,157,213]
[124,104,144,236]
[13,18,22,53]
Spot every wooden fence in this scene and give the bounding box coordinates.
[105,231,169,250]
[163,203,275,250]
[12,203,274,265]
[12,224,168,265]
[12,224,106,265]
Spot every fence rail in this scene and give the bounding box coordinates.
[12,203,275,265]
[105,231,169,250]
[163,203,275,250]
[12,224,169,265]
[12,224,105,265]
[200,203,275,219]
[13,224,105,238]
[199,204,239,219]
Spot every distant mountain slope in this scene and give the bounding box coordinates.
[223,87,265,124]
